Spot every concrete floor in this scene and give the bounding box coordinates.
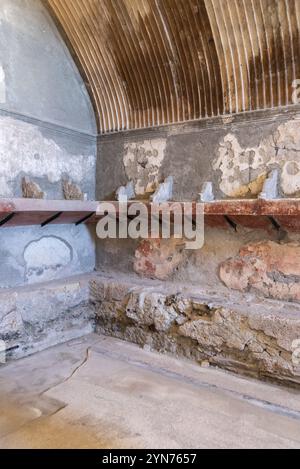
[0,334,300,449]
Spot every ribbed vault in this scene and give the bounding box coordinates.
[45,0,300,133]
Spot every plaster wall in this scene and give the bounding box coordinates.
[0,0,97,290]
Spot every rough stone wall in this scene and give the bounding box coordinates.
[220,241,300,302]
[91,274,300,387]
[1,274,95,359]
[4,269,300,385]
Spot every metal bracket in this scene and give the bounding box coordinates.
[75,212,95,226]
[224,215,237,232]
[41,211,63,227]
[0,212,15,227]
[268,216,281,231]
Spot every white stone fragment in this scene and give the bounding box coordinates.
[199,182,214,202]
[259,169,278,200]
[116,181,135,202]
[151,176,173,203]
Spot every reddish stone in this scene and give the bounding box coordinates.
[134,237,185,280]
[220,241,300,302]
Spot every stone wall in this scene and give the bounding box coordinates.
[97,107,300,202]
[1,274,95,359]
[5,270,300,386]
[91,273,300,387]
[95,107,300,384]
[96,107,300,305]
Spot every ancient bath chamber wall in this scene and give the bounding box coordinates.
[2,0,300,386]
[93,107,300,386]
[0,0,97,354]
[96,106,300,296]
[0,0,97,288]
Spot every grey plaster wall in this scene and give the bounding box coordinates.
[96,107,300,287]
[0,224,96,289]
[0,116,96,199]
[0,0,97,290]
[0,0,96,134]
[97,107,300,202]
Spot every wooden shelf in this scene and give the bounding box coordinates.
[0,198,300,231]
[0,198,98,227]
[107,199,300,232]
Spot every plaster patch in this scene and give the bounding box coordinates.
[214,120,300,197]
[123,139,166,196]
[24,236,72,284]
[213,133,270,197]
[0,117,95,195]
[0,66,6,104]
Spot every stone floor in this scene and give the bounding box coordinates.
[0,333,300,449]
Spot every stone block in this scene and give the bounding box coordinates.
[92,273,300,386]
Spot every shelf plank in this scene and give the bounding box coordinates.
[0,198,299,229]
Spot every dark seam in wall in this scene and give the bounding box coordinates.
[98,103,300,141]
[3,102,300,143]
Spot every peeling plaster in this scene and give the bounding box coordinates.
[0,117,95,197]
[123,139,166,195]
[24,236,72,284]
[214,119,300,197]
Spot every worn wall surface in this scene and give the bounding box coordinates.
[0,117,96,200]
[96,108,300,306]
[0,0,97,291]
[97,107,300,201]
[1,274,95,359]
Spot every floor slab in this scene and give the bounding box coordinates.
[0,334,300,449]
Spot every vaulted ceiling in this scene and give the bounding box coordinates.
[46,0,300,134]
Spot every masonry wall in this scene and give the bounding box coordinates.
[0,0,97,288]
[96,107,300,292]
[0,0,97,354]
[95,107,300,383]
